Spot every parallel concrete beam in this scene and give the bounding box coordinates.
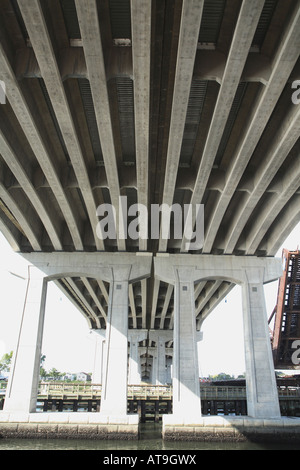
[17,0,99,250]
[131,0,151,251]
[181,0,265,252]
[202,4,300,254]
[246,154,300,254]
[224,97,300,254]
[75,0,126,251]
[0,126,62,250]
[159,0,204,252]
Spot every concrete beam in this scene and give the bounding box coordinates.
[181,0,265,252]
[21,252,153,284]
[203,4,300,253]
[159,0,204,252]
[267,196,300,256]
[0,126,62,250]
[154,253,282,286]
[224,97,300,254]
[131,0,151,251]
[246,154,300,254]
[75,0,126,251]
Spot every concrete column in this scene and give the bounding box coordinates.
[91,329,106,384]
[172,268,202,422]
[242,268,281,418]
[128,330,147,384]
[149,330,173,385]
[4,266,47,413]
[100,269,130,420]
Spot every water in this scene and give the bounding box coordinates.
[0,423,299,451]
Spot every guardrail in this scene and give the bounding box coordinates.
[1,382,300,401]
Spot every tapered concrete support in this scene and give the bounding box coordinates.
[100,274,130,420]
[242,269,281,418]
[128,330,148,384]
[17,251,152,424]
[4,266,47,413]
[172,268,202,422]
[155,254,283,426]
[91,329,106,384]
[149,330,173,385]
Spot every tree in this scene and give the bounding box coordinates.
[47,368,64,381]
[0,351,13,373]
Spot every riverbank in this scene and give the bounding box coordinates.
[0,423,300,451]
[1,411,300,444]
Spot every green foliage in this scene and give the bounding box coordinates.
[208,372,245,381]
[0,351,13,372]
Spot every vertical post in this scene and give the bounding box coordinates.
[171,268,202,423]
[242,268,281,418]
[91,329,106,384]
[100,269,130,420]
[128,330,147,385]
[156,338,166,385]
[149,331,173,385]
[4,266,47,413]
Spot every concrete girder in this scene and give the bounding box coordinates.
[131,0,151,252]
[129,284,137,329]
[54,278,94,329]
[195,280,223,316]
[267,195,300,256]
[80,277,107,323]
[0,127,62,250]
[246,154,300,254]
[65,276,101,329]
[196,282,234,331]
[202,3,300,254]
[180,0,265,252]
[224,92,300,254]
[159,284,174,330]
[0,181,41,251]
[150,278,160,329]
[0,41,83,251]
[17,0,102,250]
[150,0,204,330]
[158,0,204,252]
[75,0,126,251]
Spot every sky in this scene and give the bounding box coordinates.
[0,221,299,378]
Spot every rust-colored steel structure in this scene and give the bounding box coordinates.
[272,249,300,369]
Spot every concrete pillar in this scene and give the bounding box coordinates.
[149,330,173,385]
[100,269,130,420]
[128,330,147,384]
[4,266,47,413]
[172,268,202,422]
[242,268,281,418]
[91,329,106,384]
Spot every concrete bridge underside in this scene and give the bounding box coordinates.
[0,0,300,436]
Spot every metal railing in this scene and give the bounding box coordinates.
[1,382,300,401]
